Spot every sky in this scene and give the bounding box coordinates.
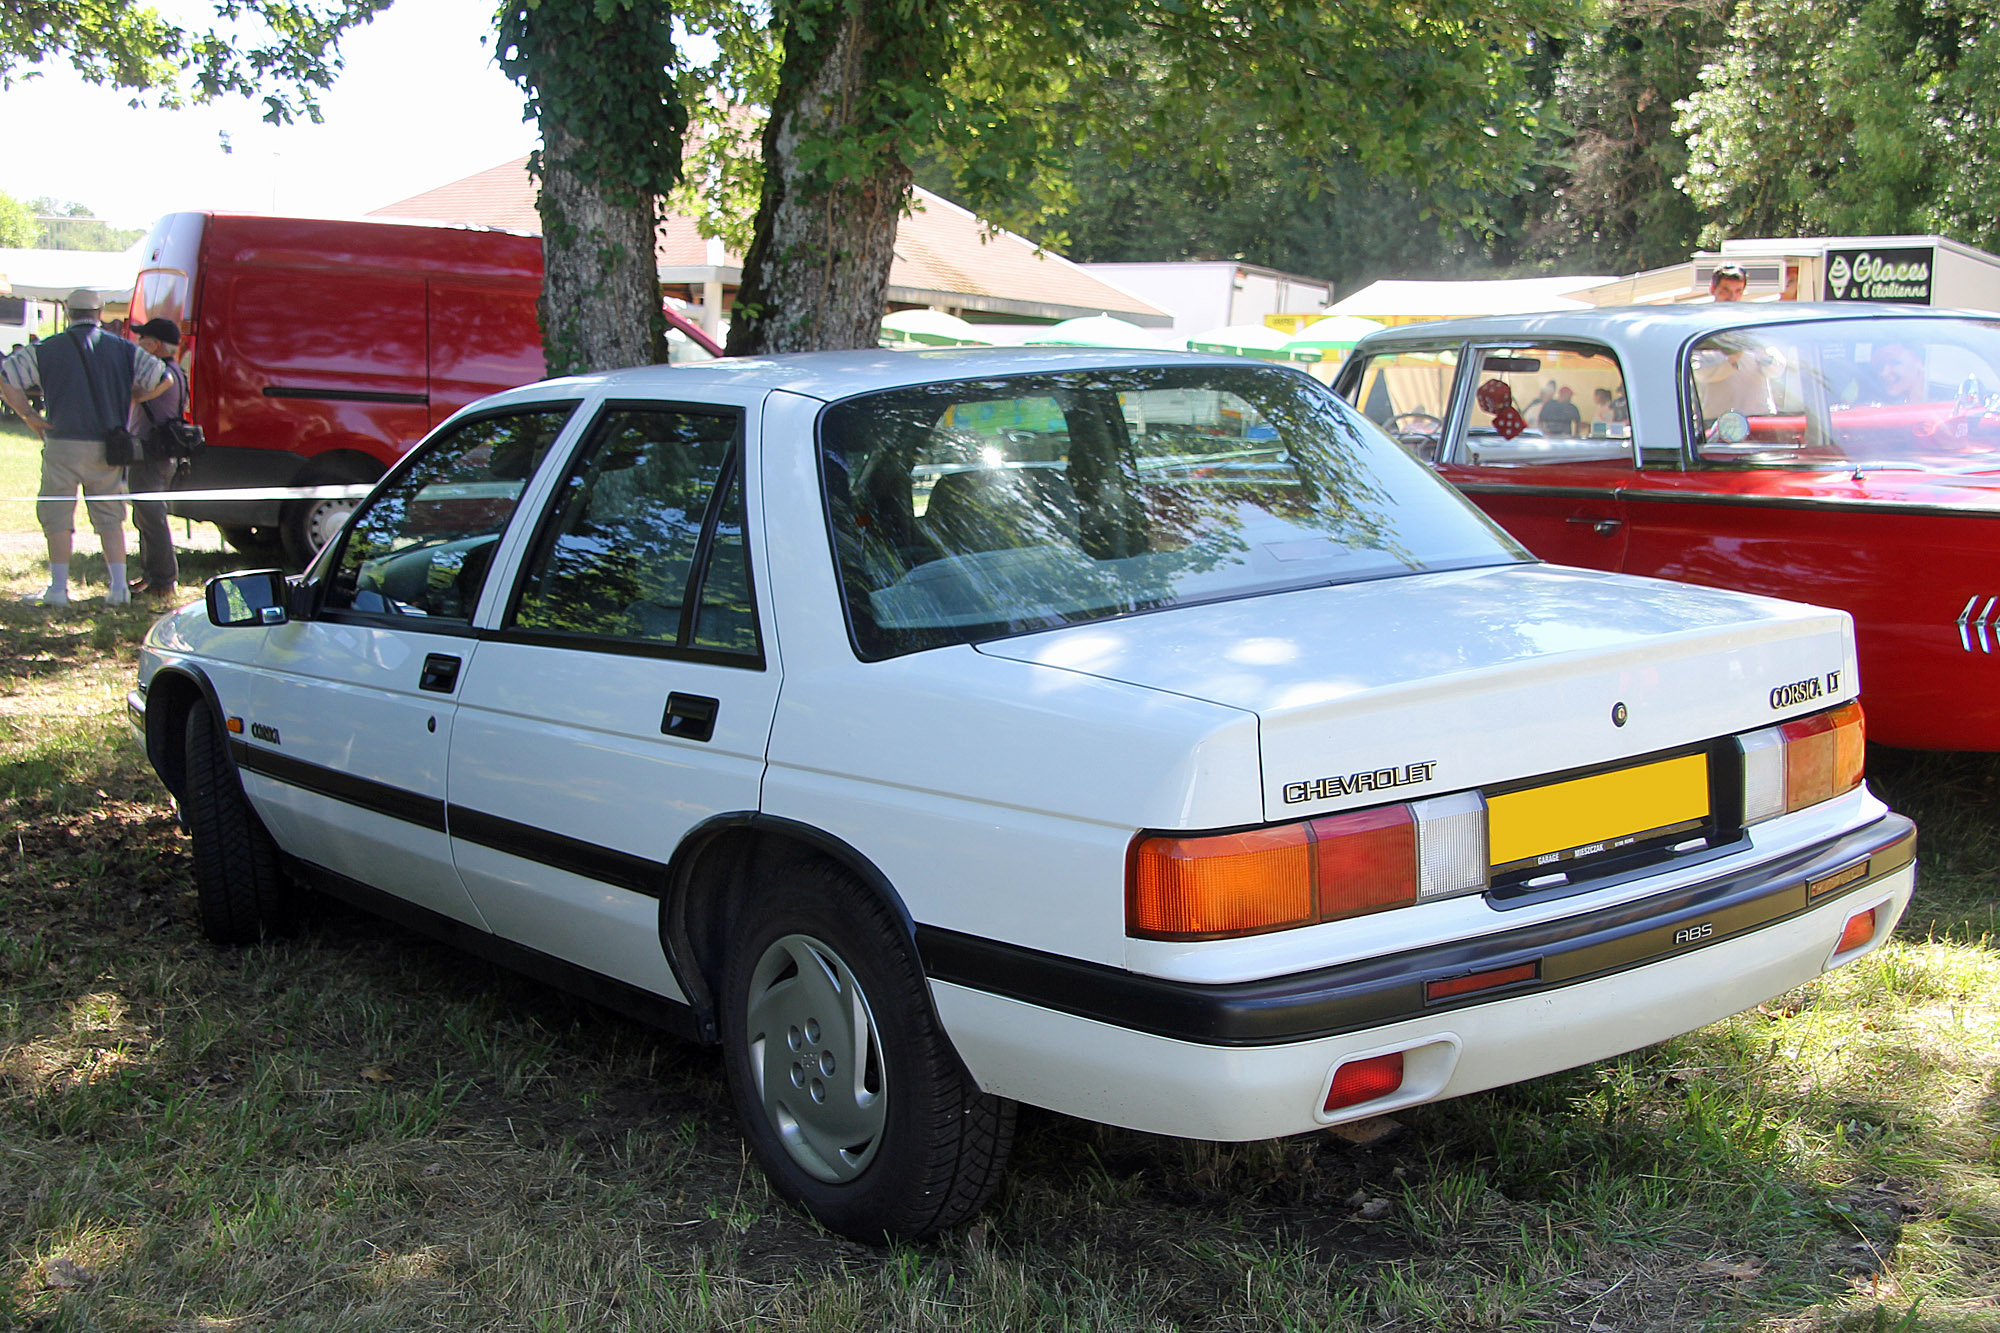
[0,0,539,233]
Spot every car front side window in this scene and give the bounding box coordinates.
[507,404,759,660]
[1458,346,1633,469]
[1342,347,1459,461]
[322,404,577,622]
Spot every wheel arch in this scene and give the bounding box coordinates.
[142,664,226,804]
[661,814,921,1045]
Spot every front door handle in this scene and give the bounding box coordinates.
[419,654,462,693]
[662,692,719,742]
[1565,516,1623,536]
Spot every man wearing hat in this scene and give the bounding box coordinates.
[128,317,188,597]
[0,288,171,607]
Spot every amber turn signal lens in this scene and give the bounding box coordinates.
[1780,700,1865,813]
[1837,906,1876,954]
[1127,824,1315,940]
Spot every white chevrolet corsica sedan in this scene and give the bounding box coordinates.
[130,347,1914,1242]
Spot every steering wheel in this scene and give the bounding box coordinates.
[1387,412,1445,460]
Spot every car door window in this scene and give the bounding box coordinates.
[1460,347,1633,468]
[508,404,760,660]
[1344,348,1459,460]
[323,405,577,621]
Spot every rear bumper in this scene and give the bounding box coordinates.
[926,812,1913,1139]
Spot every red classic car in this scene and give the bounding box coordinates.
[1334,303,2000,750]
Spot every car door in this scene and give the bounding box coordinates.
[1433,343,1636,571]
[445,393,779,996]
[238,403,582,927]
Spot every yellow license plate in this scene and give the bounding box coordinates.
[1487,753,1709,874]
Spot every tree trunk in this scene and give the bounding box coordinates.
[536,124,665,377]
[726,3,913,355]
[498,0,686,376]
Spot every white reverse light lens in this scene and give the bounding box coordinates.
[1739,727,1786,824]
[1413,791,1489,900]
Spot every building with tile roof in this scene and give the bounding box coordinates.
[369,156,1170,339]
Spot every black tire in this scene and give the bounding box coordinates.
[218,524,283,558]
[719,858,1015,1242]
[183,706,296,944]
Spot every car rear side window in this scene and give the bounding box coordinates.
[507,404,760,661]
[323,404,577,622]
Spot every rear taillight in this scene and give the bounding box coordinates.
[1740,701,1865,823]
[1127,794,1487,940]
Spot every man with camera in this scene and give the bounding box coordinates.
[127,317,193,599]
[0,288,171,607]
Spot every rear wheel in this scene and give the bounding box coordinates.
[719,858,1014,1242]
[183,706,296,943]
[280,457,380,569]
[218,524,283,559]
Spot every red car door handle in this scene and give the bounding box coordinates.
[1566,516,1623,536]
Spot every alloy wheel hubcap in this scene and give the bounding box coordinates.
[743,932,887,1183]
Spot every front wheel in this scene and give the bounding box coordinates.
[183,706,296,943]
[719,859,1015,1242]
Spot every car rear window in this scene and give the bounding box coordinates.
[819,364,1527,659]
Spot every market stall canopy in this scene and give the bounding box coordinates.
[1324,277,1613,322]
[1186,323,1307,359]
[0,246,140,303]
[1282,315,1384,352]
[1022,314,1172,349]
[880,308,993,347]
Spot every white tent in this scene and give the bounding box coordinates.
[0,246,141,303]
[1325,277,1613,321]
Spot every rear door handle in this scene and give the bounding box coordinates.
[662,692,719,742]
[1566,516,1623,536]
[419,654,462,693]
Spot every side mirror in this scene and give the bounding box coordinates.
[207,570,290,627]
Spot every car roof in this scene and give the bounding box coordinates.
[477,345,1267,409]
[1352,302,2000,357]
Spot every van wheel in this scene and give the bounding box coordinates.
[280,458,380,569]
[184,706,296,944]
[218,525,282,558]
[719,858,1015,1242]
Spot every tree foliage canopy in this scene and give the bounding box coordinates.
[0,1,391,123]
[0,190,34,248]
[1679,0,2000,250]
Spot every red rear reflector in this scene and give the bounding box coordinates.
[1324,1051,1405,1112]
[1837,907,1876,954]
[1426,960,1540,1003]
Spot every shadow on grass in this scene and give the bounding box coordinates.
[1866,745,2000,945]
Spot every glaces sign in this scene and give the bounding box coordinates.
[1824,247,1934,304]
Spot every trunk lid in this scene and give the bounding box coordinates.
[975,563,1855,824]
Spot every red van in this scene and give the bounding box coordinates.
[128,212,720,565]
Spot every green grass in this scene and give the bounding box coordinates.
[0,507,1995,1330]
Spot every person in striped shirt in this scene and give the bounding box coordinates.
[0,289,170,607]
